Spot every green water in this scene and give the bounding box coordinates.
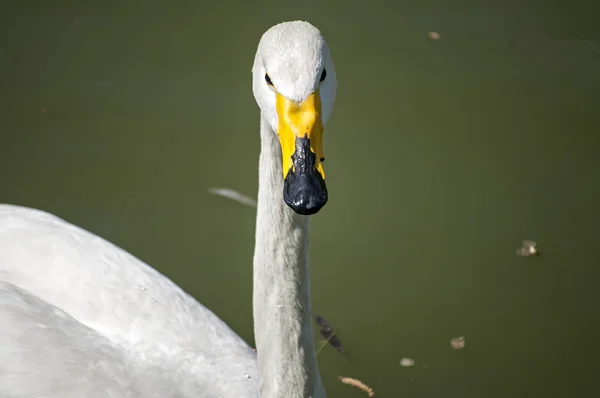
[2,1,600,397]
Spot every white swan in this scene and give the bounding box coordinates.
[0,20,336,398]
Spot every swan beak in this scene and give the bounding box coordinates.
[276,91,327,216]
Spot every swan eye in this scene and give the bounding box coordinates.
[319,69,327,82]
[265,74,273,86]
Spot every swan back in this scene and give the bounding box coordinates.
[0,204,259,397]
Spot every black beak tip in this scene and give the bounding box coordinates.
[282,135,328,216]
[285,189,328,215]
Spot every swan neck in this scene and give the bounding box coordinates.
[252,115,325,398]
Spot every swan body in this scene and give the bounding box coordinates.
[0,205,259,397]
[0,20,336,398]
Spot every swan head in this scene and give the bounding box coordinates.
[253,21,337,216]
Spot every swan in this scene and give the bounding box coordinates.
[0,20,336,398]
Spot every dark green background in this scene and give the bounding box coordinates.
[2,1,599,397]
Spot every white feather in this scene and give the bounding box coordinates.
[208,188,257,208]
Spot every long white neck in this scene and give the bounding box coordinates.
[252,115,325,398]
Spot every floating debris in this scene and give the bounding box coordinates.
[517,240,539,256]
[338,376,375,397]
[399,357,415,367]
[208,188,257,208]
[314,315,344,353]
[428,31,441,40]
[450,336,466,350]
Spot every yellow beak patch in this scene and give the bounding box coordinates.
[275,91,325,180]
